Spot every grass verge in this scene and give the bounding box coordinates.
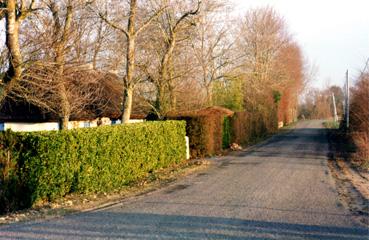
[323,120,340,129]
[326,127,369,226]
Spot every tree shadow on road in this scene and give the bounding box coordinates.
[0,212,367,240]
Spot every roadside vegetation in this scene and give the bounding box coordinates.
[0,1,306,128]
[0,121,186,213]
[349,70,369,169]
[323,121,339,130]
[0,1,308,216]
[323,64,369,225]
[326,126,369,226]
[325,66,369,170]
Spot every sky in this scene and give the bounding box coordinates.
[231,0,369,88]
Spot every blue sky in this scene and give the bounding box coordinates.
[231,0,369,88]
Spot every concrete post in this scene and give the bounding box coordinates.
[185,136,190,160]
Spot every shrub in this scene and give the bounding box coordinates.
[228,112,251,146]
[0,121,186,213]
[166,106,279,158]
[167,107,234,158]
[222,117,232,149]
[228,110,278,147]
[0,130,25,212]
[349,72,369,167]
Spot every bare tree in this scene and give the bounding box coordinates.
[47,0,73,129]
[191,1,234,106]
[92,0,166,123]
[236,7,291,115]
[4,0,120,128]
[137,0,201,117]
[0,0,36,102]
[0,1,308,130]
[274,42,304,124]
[350,70,369,164]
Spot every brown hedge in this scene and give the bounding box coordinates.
[349,72,369,166]
[166,106,278,158]
[228,109,278,146]
[167,107,233,158]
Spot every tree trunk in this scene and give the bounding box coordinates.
[154,82,163,117]
[122,87,133,123]
[204,81,214,106]
[156,35,176,116]
[122,37,135,123]
[92,19,104,70]
[60,113,70,130]
[0,0,23,102]
[168,58,177,111]
[169,89,176,110]
[58,81,70,130]
[52,2,73,130]
[61,115,70,130]
[122,0,137,123]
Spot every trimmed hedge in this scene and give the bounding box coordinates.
[166,107,233,158]
[170,115,221,158]
[225,110,278,147]
[165,106,278,158]
[222,117,232,149]
[0,121,186,213]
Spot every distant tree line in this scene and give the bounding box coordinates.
[299,85,344,120]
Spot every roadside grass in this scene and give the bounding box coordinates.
[325,124,369,226]
[325,121,368,170]
[280,120,299,131]
[323,120,340,129]
[0,159,209,225]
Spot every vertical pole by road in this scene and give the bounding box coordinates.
[346,70,350,129]
[332,93,338,122]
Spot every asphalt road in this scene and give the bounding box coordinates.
[1,120,368,239]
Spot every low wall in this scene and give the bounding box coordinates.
[0,118,144,132]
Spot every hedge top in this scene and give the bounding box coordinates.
[167,106,234,118]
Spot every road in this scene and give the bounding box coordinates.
[0,120,368,239]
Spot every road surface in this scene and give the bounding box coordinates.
[0,120,368,239]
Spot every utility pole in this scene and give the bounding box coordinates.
[332,92,338,122]
[345,70,350,129]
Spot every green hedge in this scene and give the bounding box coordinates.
[0,121,186,213]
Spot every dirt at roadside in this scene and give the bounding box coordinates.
[0,159,210,225]
[327,129,369,227]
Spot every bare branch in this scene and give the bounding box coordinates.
[136,5,167,36]
[98,11,128,38]
[173,0,201,32]
[17,0,37,21]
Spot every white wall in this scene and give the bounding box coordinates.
[1,118,145,132]
[127,119,144,124]
[4,122,59,132]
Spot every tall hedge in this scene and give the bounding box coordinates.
[222,117,232,149]
[170,115,221,158]
[0,121,186,213]
[227,110,278,146]
[166,107,234,158]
